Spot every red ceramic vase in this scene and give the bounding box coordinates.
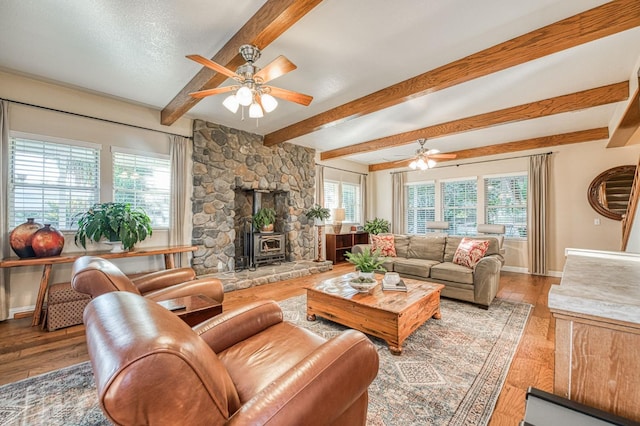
[9,218,42,258]
[31,224,65,258]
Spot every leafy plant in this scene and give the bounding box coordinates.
[74,202,152,251]
[253,207,276,229]
[305,204,331,223]
[363,217,391,235]
[344,247,386,273]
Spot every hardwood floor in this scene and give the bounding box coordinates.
[0,264,558,425]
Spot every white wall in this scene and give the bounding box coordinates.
[1,71,193,315]
[371,140,640,274]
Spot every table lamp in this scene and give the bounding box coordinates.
[332,208,345,234]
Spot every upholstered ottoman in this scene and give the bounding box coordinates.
[45,282,91,331]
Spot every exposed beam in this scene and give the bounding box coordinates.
[321,81,629,160]
[368,128,610,172]
[265,0,640,146]
[608,78,640,148]
[160,0,323,126]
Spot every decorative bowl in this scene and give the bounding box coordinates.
[348,277,378,293]
[383,272,400,286]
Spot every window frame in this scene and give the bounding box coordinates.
[405,181,436,235]
[484,173,528,240]
[441,178,478,236]
[323,179,362,224]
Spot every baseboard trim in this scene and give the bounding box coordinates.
[501,266,563,278]
[10,305,34,320]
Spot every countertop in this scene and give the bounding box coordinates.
[548,248,640,324]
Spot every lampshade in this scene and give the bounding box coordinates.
[333,208,346,221]
[261,93,278,112]
[236,86,253,106]
[222,95,240,113]
[249,102,264,118]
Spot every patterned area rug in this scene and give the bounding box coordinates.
[0,295,530,426]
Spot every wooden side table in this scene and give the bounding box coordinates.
[157,294,222,327]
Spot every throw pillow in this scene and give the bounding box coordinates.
[371,234,396,257]
[453,237,490,269]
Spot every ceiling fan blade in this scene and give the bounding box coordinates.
[428,153,457,159]
[254,55,297,84]
[186,54,239,80]
[265,86,313,106]
[188,86,236,99]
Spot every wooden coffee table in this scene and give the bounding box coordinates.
[306,274,444,355]
[157,294,222,326]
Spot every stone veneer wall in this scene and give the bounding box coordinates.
[191,119,316,275]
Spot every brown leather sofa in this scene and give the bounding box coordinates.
[84,291,379,425]
[71,255,224,303]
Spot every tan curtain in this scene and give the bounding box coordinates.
[0,101,9,320]
[392,172,406,234]
[360,173,367,223]
[528,154,549,275]
[169,135,193,268]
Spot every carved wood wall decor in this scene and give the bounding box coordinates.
[587,165,637,220]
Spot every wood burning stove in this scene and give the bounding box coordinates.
[252,232,286,266]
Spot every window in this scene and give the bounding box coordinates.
[406,183,435,234]
[442,179,477,236]
[323,180,362,223]
[485,174,528,238]
[9,134,100,230]
[113,149,171,227]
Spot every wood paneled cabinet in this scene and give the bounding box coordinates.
[325,232,369,264]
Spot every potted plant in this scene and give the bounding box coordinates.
[253,207,276,233]
[305,204,331,225]
[363,217,391,235]
[344,247,386,279]
[74,202,153,251]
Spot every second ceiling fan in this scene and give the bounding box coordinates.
[187,44,313,118]
[409,138,457,170]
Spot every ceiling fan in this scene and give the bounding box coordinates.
[186,44,313,118]
[409,138,457,170]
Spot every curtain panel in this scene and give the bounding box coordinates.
[0,101,9,320]
[528,154,549,275]
[392,172,406,234]
[169,135,193,268]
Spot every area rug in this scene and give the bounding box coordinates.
[0,295,530,426]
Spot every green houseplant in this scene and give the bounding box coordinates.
[74,202,153,251]
[253,207,276,232]
[363,217,391,235]
[305,204,331,225]
[344,247,386,275]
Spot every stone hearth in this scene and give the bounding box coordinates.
[191,120,316,276]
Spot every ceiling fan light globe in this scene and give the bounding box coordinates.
[261,93,278,112]
[417,158,426,168]
[236,86,253,106]
[222,95,240,113]
[249,102,264,118]
[409,160,418,169]
[427,159,437,168]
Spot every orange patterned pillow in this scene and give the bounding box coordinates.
[453,238,490,268]
[371,234,396,257]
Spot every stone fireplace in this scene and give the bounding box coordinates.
[191,120,316,276]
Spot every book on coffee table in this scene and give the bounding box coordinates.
[382,279,407,292]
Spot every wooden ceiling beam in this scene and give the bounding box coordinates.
[368,128,609,172]
[160,0,322,126]
[321,81,629,160]
[608,77,640,148]
[265,0,640,147]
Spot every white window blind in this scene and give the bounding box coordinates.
[406,183,435,234]
[323,180,362,223]
[9,136,100,230]
[442,179,477,236]
[113,151,170,227]
[485,174,528,238]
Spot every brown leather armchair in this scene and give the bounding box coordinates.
[84,291,379,425]
[71,255,224,303]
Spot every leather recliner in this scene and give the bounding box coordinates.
[71,255,224,303]
[84,291,379,425]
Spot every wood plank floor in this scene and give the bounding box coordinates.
[0,263,558,425]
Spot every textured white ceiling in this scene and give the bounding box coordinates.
[0,0,637,166]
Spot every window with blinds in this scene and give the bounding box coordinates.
[406,183,435,234]
[9,135,100,230]
[323,180,362,223]
[113,151,170,228]
[442,179,477,236]
[485,174,528,238]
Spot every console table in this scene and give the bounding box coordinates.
[0,245,197,327]
[548,248,640,421]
